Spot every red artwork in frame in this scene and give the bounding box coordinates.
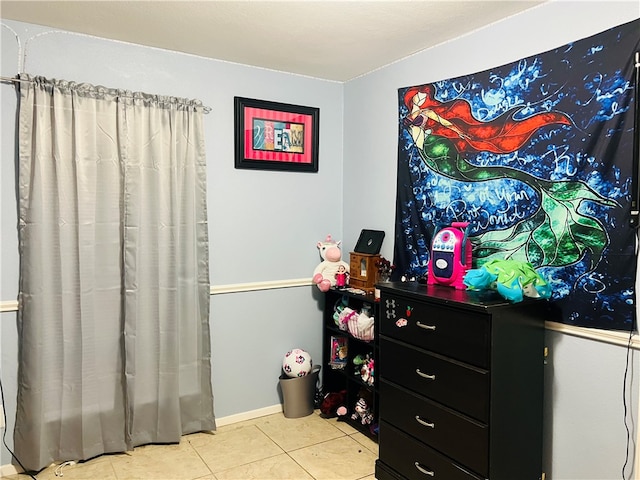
[234,97,319,172]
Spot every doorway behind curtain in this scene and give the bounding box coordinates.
[14,74,215,472]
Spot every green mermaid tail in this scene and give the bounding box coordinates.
[418,134,617,269]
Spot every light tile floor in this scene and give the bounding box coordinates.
[6,411,378,480]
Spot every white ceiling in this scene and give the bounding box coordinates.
[1,0,548,82]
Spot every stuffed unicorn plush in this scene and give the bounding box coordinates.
[313,234,350,292]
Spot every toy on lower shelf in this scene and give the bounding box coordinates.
[353,353,374,386]
[351,397,374,425]
[329,336,348,370]
[319,390,347,418]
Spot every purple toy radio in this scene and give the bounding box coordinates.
[427,222,472,289]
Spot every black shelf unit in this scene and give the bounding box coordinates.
[321,287,379,439]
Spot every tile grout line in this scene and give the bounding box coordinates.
[183,436,216,480]
[254,413,350,480]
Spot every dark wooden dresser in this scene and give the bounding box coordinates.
[375,282,550,480]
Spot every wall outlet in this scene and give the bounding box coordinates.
[0,403,5,429]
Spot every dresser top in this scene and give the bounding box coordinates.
[376,281,544,311]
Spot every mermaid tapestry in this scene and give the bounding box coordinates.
[394,19,639,331]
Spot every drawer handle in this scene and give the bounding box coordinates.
[415,415,435,428]
[414,462,435,476]
[416,369,436,380]
[416,321,436,331]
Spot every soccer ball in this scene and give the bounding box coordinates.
[283,349,313,378]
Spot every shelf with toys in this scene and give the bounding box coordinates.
[311,231,389,440]
[320,287,379,439]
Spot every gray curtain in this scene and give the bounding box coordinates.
[14,74,215,472]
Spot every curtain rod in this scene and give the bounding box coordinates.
[0,75,211,113]
[0,75,31,84]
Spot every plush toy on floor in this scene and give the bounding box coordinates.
[319,390,347,418]
[313,234,350,292]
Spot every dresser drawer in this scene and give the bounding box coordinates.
[380,293,490,368]
[380,337,489,422]
[379,421,484,480]
[380,380,488,477]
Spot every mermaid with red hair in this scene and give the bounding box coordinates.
[403,84,571,156]
[401,83,615,271]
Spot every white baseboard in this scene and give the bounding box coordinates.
[1,462,20,477]
[214,403,283,427]
[0,404,285,475]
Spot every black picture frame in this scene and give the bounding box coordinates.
[234,97,319,172]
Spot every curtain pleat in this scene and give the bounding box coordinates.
[15,74,214,472]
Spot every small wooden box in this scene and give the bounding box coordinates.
[349,252,380,293]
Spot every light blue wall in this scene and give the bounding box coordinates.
[343,2,640,479]
[2,1,640,478]
[0,19,343,467]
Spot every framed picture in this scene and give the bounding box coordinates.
[234,97,319,172]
